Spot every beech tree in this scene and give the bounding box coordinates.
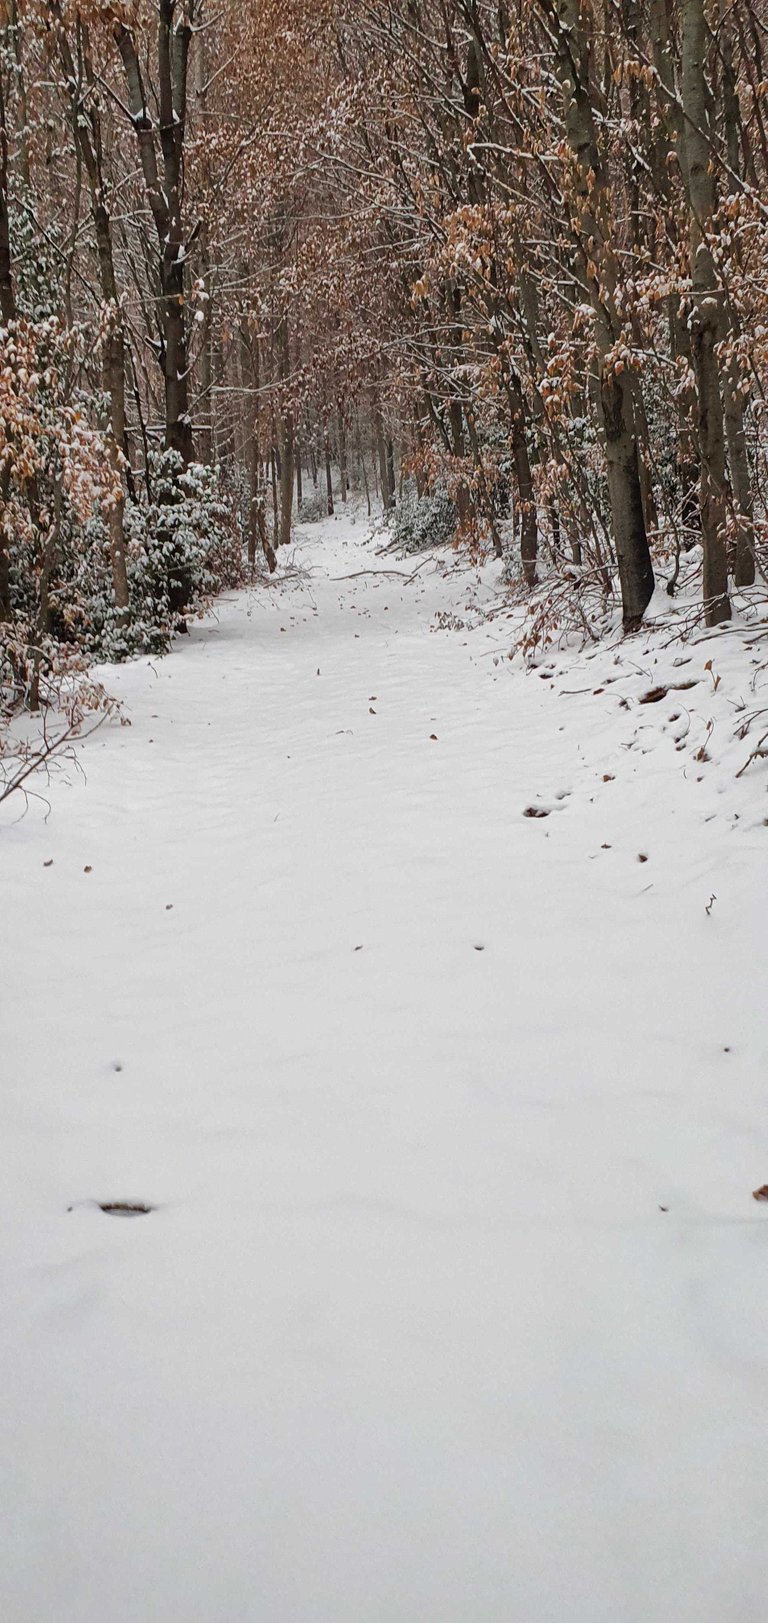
[113,0,196,466]
[1,0,767,711]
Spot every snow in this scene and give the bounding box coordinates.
[1,510,767,1622]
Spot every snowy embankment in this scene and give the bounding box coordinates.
[1,511,766,1623]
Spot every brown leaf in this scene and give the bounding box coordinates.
[639,686,668,704]
[752,1186,768,1202]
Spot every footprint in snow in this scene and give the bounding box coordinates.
[67,1200,155,1217]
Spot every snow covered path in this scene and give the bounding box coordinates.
[1,515,767,1622]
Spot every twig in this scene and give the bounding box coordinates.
[0,712,107,807]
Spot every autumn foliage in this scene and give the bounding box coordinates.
[1,0,767,716]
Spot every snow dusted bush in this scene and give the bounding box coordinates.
[297,488,330,524]
[389,486,458,554]
[116,452,242,655]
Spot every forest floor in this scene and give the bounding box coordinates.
[1,509,767,1622]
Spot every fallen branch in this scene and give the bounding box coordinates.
[0,710,108,809]
[327,557,435,586]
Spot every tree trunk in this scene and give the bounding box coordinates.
[324,431,334,516]
[278,321,294,547]
[552,0,654,630]
[257,502,276,574]
[61,18,130,615]
[337,408,348,502]
[0,70,15,325]
[115,5,194,467]
[681,0,731,623]
[247,438,258,568]
[270,447,279,542]
[386,439,396,508]
[279,412,294,548]
[504,365,537,585]
[0,66,16,621]
[720,12,755,588]
[356,420,371,516]
[448,398,473,528]
[724,369,755,588]
[103,320,130,616]
[197,231,214,467]
[374,397,392,511]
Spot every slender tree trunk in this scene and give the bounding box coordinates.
[324,430,334,516]
[7,1,29,189]
[0,72,15,326]
[374,396,392,511]
[197,228,214,466]
[377,431,390,510]
[724,371,755,587]
[0,462,11,623]
[0,66,16,622]
[115,4,194,467]
[502,363,537,585]
[257,502,277,573]
[720,11,755,588]
[55,16,131,615]
[337,407,348,502]
[465,406,502,557]
[278,322,294,547]
[270,446,279,542]
[103,316,130,616]
[386,439,396,508]
[247,437,258,568]
[447,398,473,528]
[279,412,294,547]
[356,421,371,516]
[552,0,654,629]
[681,0,730,623]
[194,32,213,466]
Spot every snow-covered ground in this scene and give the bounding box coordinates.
[1,511,767,1622]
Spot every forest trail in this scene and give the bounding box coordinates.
[1,512,767,1623]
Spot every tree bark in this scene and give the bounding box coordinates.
[279,412,294,547]
[337,406,348,502]
[720,10,755,588]
[681,0,731,623]
[386,439,396,509]
[0,57,16,622]
[374,396,392,511]
[114,4,194,466]
[324,430,334,516]
[48,10,130,615]
[550,0,654,629]
[506,367,537,586]
[278,322,294,547]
